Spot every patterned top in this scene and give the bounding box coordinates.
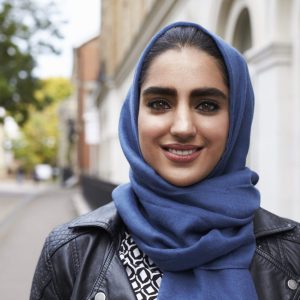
[119,231,163,300]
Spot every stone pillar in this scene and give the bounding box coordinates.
[246,42,294,218]
[290,0,300,220]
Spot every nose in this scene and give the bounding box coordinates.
[170,106,196,140]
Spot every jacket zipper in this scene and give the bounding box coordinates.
[256,247,300,299]
[87,235,118,300]
[256,247,298,279]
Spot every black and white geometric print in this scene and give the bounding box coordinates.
[119,231,163,300]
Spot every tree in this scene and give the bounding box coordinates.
[35,77,73,107]
[0,0,64,125]
[12,77,72,173]
[12,104,59,172]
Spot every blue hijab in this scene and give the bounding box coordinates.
[113,22,260,300]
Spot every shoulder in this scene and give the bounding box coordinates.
[253,207,300,259]
[46,201,121,256]
[31,202,122,300]
[253,207,300,238]
[251,208,300,299]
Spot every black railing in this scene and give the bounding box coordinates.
[80,175,117,210]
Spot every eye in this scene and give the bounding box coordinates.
[196,101,219,113]
[147,99,171,112]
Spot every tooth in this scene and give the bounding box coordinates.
[168,149,195,155]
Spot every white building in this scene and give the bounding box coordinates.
[95,0,300,220]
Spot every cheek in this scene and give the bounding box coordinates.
[138,112,169,144]
[197,113,229,146]
[215,116,229,148]
[138,112,166,164]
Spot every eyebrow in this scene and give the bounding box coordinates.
[142,86,177,97]
[141,86,227,100]
[190,87,227,100]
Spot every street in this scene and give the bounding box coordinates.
[0,180,79,300]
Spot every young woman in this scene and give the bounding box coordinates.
[31,22,300,300]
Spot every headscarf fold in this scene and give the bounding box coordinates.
[113,21,260,300]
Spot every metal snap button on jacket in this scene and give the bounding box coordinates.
[95,292,106,300]
[287,279,298,290]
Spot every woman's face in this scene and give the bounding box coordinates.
[138,47,229,186]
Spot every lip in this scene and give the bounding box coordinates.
[162,144,202,163]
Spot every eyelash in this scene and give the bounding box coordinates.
[147,99,220,113]
[147,99,171,111]
[196,101,220,113]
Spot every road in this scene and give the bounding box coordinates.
[0,180,78,300]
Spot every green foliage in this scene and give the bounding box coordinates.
[12,77,72,172]
[0,0,64,125]
[13,104,58,172]
[35,77,73,109]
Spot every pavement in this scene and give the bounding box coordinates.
[0,179,88,300]
[0,180,53,225]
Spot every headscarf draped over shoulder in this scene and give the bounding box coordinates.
[113,21,260,300]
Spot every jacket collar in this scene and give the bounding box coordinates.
[69,201,122,236]
[69,202,296,238]
[253,207,296,238]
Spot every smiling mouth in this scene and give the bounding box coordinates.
[162,145,202,162]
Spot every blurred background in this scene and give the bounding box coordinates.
[1,0,300,298]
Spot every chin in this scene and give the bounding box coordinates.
[162,175,205,187]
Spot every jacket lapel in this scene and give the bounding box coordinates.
[253,208,296,238]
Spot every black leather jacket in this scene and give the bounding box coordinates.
[30,202,300,300]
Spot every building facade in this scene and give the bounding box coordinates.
[74,36,101,176]
[93,0,300,220]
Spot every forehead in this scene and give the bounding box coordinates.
[141,47,227,93]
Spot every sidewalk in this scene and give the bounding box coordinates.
[0,180,58,225]
[0,184,79,300]
[0,179,54,193]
